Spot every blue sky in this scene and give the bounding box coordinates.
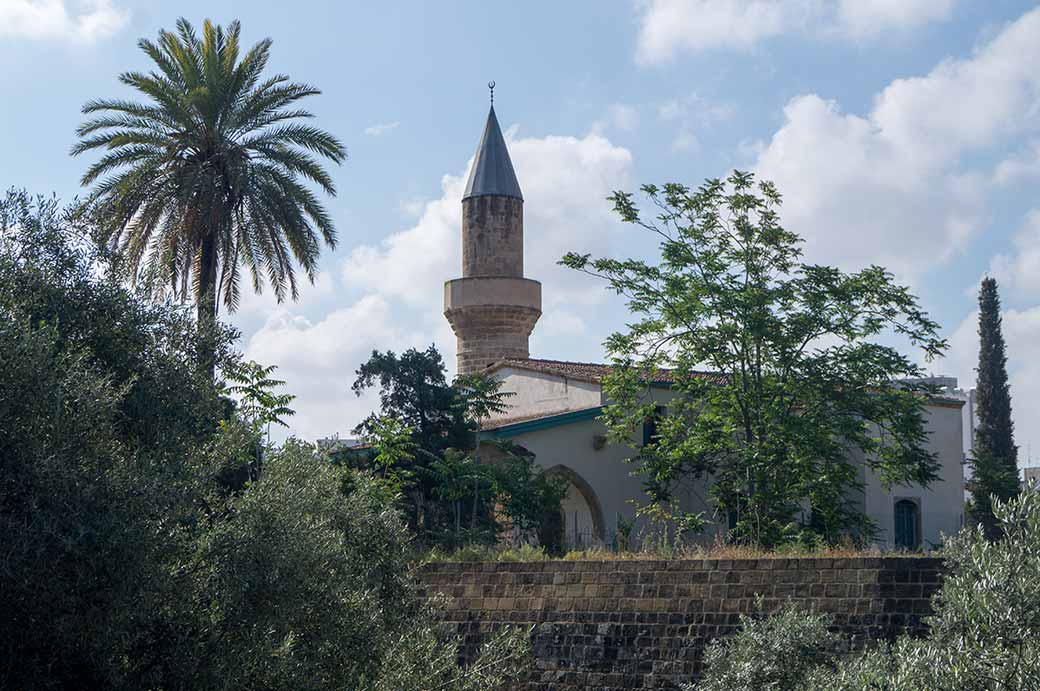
[2,0,1039,461]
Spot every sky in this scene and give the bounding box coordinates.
[2,0,1039,463]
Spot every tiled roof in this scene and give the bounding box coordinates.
[489,358,727,385]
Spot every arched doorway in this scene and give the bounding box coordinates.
[894,499,920,550]
[546,465,605,550]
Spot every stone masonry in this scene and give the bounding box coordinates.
[445,192,542,375]
[463,195,525,277]
[446,102,543,376]
[418,557,943,690]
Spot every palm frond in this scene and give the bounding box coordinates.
[75,17,344,317]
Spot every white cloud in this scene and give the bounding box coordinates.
[657,92,732,153]
[671,130,699,153]
[994,140,1040,185]
[939,304,1040,469]
[990,210,1040,303]
[753,8,1040,278]
[241,129,634,440]
[242,295,417,441]
[754,94,984,276]
[0,0,128,43]
[234,271,334,318]
[634,0,956,63]
[591,103,640,135]
[363,121,400,137]
[636,0,811,63]
[342,130,634,316]
[835,0,955,40]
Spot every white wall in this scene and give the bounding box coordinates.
[490,368,602,421]
[494,373,964,550]
[495,410,715,548]
[499,417,646,546]
[860,402,965,549]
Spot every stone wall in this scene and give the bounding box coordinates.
[444,302,542,375]
[462,195,524,277]
[418,557,943,690]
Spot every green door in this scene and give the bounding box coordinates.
[894,500,918,549]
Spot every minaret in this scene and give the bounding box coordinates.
[444,93,541,375]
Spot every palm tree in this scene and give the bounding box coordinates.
[72,18,346,374]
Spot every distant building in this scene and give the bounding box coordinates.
[317,437,363,452]
[441,97,967,552]
[902,376,975,502]
[1024,467,1040,488]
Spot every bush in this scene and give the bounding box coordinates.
[687,489,1040,690]
[0,190,528,690]
[687,603,842,691]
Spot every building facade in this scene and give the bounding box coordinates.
[446,101,966,551]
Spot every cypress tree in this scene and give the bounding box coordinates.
[968,277,1019,538]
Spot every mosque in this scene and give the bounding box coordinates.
[444,99,966,551]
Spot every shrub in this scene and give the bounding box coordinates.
[687,603,842,691]
[0,190,528,690]
[687,489,1040,690]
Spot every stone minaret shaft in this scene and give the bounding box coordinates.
[444,104,541,375]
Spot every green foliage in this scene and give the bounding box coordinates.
[910,489,1040,688]
[0,190,526,690]
[485,441,568,554]
[0,189,231,450]
[688,490,1040,690]
[614,512,637,552]
[968,277,1020,539]
[184,443,418,689]
[362,415,418,492]
[0,189,230,688]
[365,625,530,691]
[562,172,946,547]
[224,359,297,431]
[425,543,552,564]
[351,347,563,551]
[689,603,843,691]
[352,345,509,455]
[637,500,709,557]
[455,371,516,421]
[72,18,346,372]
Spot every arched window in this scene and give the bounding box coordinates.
[894,499,920,550]
[545,465,605,549]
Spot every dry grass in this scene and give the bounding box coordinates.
[420,539,931,564]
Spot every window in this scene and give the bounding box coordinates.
[894,499,920,550]
[642,406,666,447]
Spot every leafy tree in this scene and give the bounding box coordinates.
[0,188,228,458]
[220,359,296,484]
[687,489,1040,690]
[351,346,562,550]
[362,416,418,492]
[488,442,568,555]
[351,346,508,456]
[72,18,345,374]
[968,277,1020,538]
[562,172,946,546]
[0,190,528,690]
[225,360,296,435]
[0,188,233,688]
[182,441,529,690]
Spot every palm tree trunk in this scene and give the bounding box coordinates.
[197,234,219,380]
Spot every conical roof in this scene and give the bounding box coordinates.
[462,106,523,201]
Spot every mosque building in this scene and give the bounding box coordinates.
[445,98,966,551]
